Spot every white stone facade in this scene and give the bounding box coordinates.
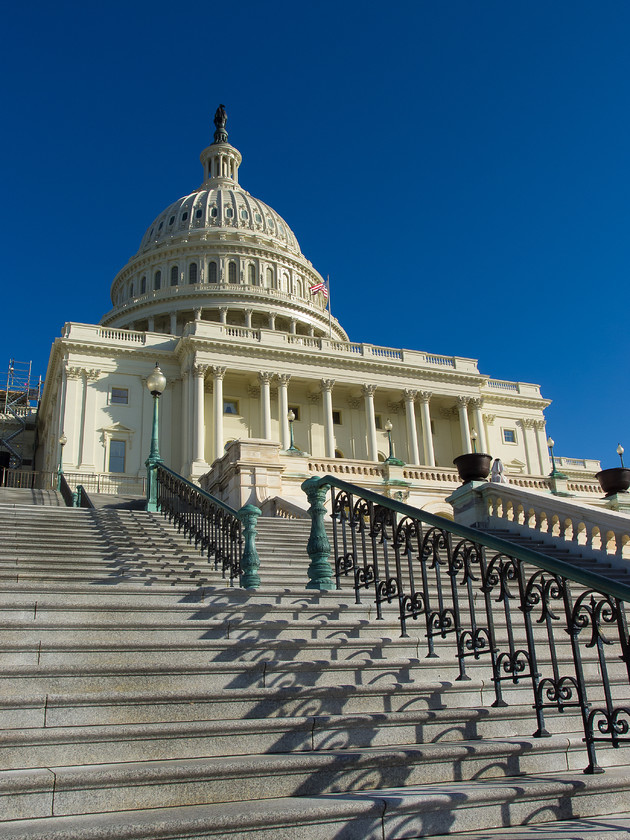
[36,110,593,514]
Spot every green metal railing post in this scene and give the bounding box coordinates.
[238,503,262,589]
[302,477,334,590]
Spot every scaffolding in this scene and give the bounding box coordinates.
[0,360,43,468]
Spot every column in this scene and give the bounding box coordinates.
[534,419,550,475]
[268,313,276,330]
[147,316,155,332]
[362,384,378,461]
[244,309,253,328]
[259,372,273,440]
[192,364,208,465]
[170,313,177,335]
[403,390,420,465]
[456,396,472,454]
[212,367,226,461]
[419,391,435,466]
[180,369,191,473]
[63,367,82,468]
[321,379,336,458]
[277,374,291,449]
[518,419,534,474]
[469,398,487,453]
[289,318,297,334]
[219,307,228,324]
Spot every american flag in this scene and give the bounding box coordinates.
[309,281,328,298]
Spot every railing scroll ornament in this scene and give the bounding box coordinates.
[302,474,630,773]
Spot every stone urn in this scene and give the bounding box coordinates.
[453,453,493,484]
[596,467,630,498]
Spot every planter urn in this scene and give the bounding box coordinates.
[453,453,493,484]
[595,467,630,498]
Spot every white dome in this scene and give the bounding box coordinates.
[100,108,347,342]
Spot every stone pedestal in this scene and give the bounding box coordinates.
[200,439,284,509]
[446,481,489,528]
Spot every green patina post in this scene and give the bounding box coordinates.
[239,503,262,589]
[301,477,333,590]
[145,364,166,512]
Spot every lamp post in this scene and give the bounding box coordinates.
[57,433,67,491]
[287,410,300,454]
[618,443,625,468]
[384,419,405,466]
[471,429,478,454]
[145,363,167,512]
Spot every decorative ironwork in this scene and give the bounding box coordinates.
[156,464,260,588]
[302,474,630,773]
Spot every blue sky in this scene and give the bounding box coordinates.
[2,1,629,467]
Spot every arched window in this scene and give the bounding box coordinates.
[248,264,256,285]
[266,267,274,288]
[140,276,146,294]
[228,261,237,284]
[170,266,179,286]
[208,262,217,283]
[129,281,134,297]
[189,262,198,284]
[154,270,161,291]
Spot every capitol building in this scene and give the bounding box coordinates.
[34,107,599,514]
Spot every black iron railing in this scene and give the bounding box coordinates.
[155,464,261,589]
[302,476,630,774]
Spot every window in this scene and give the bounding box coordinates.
[223,400,239,415]
[110,388,128,405]
[332,410,342,425]
[228,261,237,284]
[375,415,382,430]
[182,211,188,221]
[266,267,274,287]
[226,207,233,218]
[154,270,161,290]
[108,440,126,473]
[170,265,178,286]
[128,281,134,298]
[248,264,256,285]
[158,221,163,230]
[288,406,300,421]
[140,276,146,294]
[169,216,175,225]
[196,208,203,219]
[503,428,517,444]
[241,209,248,220]
[189,262,198,284]
[210,206,218,217]
[208,261,217,283]
[255,213,262,223]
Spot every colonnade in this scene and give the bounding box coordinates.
[179,361,546,473]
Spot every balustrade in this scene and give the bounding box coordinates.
[302,475,630,773]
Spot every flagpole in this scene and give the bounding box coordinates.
[327,275,332,339]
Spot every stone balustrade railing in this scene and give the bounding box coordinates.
[449,480,630,568]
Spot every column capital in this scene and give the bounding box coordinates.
[534,419,546,431]
[84,369,100,382]
[193,363,209,378]
[347,397,361,409]
[320,378,335,392]
[65,366,83,380]
[418,390,432,402]
[402,389,418,402]
[276,373,291,386]
[469,397,483,409]
[259,371,273,385]
[519,418,536,429]
[211,366,227,380]
[456,395,471,408]
[483,413,496,425]
[362,384,377,397]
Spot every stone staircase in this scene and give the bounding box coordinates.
[0,496,629,838]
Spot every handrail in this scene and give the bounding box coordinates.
[58,474,75,507]
[76,485,95,509]
[155,464,261,589]
[301,475,630,774]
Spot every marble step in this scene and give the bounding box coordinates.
[0,735,598,821]
[0,772,628,839]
